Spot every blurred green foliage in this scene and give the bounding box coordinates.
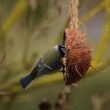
[0,0,110,110]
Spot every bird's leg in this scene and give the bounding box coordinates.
[62,57,70,78]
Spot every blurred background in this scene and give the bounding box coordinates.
[0,0,110,110]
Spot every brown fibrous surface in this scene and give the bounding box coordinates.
[63,28,91,85]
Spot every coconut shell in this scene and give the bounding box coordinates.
[63,28,91,85]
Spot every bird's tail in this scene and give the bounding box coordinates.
[20,75,35,89]
[20,64,38,89]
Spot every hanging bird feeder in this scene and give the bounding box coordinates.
[63,0,92,85]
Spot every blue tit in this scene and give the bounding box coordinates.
[20,34,66,89]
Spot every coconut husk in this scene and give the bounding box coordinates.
[63,28,91,85]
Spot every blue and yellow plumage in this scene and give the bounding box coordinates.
[20,33,66,89]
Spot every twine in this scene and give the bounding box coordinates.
[69,0,79,29]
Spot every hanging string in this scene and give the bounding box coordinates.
[69,0,79,29]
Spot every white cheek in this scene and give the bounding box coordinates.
[54,45,58,51]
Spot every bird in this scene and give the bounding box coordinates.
[20,33,66,89]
